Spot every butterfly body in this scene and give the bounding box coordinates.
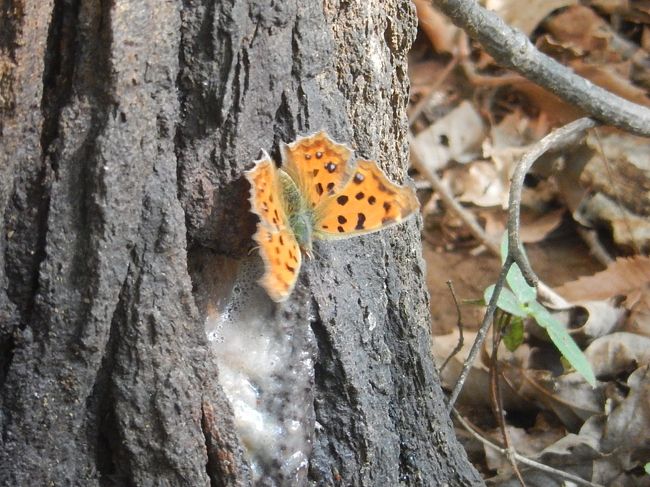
[279,170,315,255]
[246,132,419,302]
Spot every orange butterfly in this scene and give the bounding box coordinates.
[245,131,419,302]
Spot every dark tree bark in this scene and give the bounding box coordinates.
[0,1,482,486]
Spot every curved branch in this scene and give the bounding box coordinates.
[432,0,650,137]
[508,117,598,287]
[453,410,604,487]
[446,118,597,411]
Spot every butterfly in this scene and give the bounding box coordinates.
[245,131,419,302]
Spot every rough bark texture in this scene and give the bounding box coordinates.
[0,1,483,486]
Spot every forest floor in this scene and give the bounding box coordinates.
[409,1,650,485]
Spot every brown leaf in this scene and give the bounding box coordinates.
[413,0,463,54]
[555,256,650,302]
[545,5,613,55]
[625,285,650,336]
[520,209,565,243]
[585,332,650,378]
[413,101,486,171]
[572,60,650,107]
[487,0,578,36]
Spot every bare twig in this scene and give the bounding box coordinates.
[408,56,459,126]
[446,255,512,411]
[439,280,464,373]
[452,409,605,487]
[489,313,526,486]
[409,132,500,255]
[445,118,596,411]
[410,133,585,309]
[508,117,598,287]
[431,0,650,137]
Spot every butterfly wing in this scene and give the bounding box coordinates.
[281,131,353,208]
[313,159,419,239]
[245,153,302,302]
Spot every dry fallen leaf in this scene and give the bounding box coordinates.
[585,332,650,378]
[432,331,532,411]
[599,365,650,473]
[442,162,507,208]
[487,0,578,36]
[507,368,603,431]
[555,256,650,302]
[483,423,565,473]
[625,284,650,336]
[519,208,565,243]
[544,5,614,56]
[413,100,486,171]
[573,60,650,106]
[413,0,464,54]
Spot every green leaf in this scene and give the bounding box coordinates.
[500,233,536,304]
[484,285,528,318]
[644,463,650,475]
[528,301,596,387]
[502,317,524,352]
[500,232,509,262]
[507,262,536,304]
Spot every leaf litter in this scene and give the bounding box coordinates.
[410,1,650,484]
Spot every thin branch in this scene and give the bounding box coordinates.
[409,132,500,255]
[410,129,588,309]
[439,280,464,373]
[452,410,605,487]
[445,119,596,410]
[508,118,598,287]
[489,314,526,486]
[408,56,459,126]
[446,255,512,411]
[431,0,650,137]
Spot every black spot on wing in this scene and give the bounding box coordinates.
[337,195,348,205]
[355,213,366,230]
[316,183,323,195]
[338,215,347,224]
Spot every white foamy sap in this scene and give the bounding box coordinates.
[202,256,315,485]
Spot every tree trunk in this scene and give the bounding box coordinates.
[0,1,483,486]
